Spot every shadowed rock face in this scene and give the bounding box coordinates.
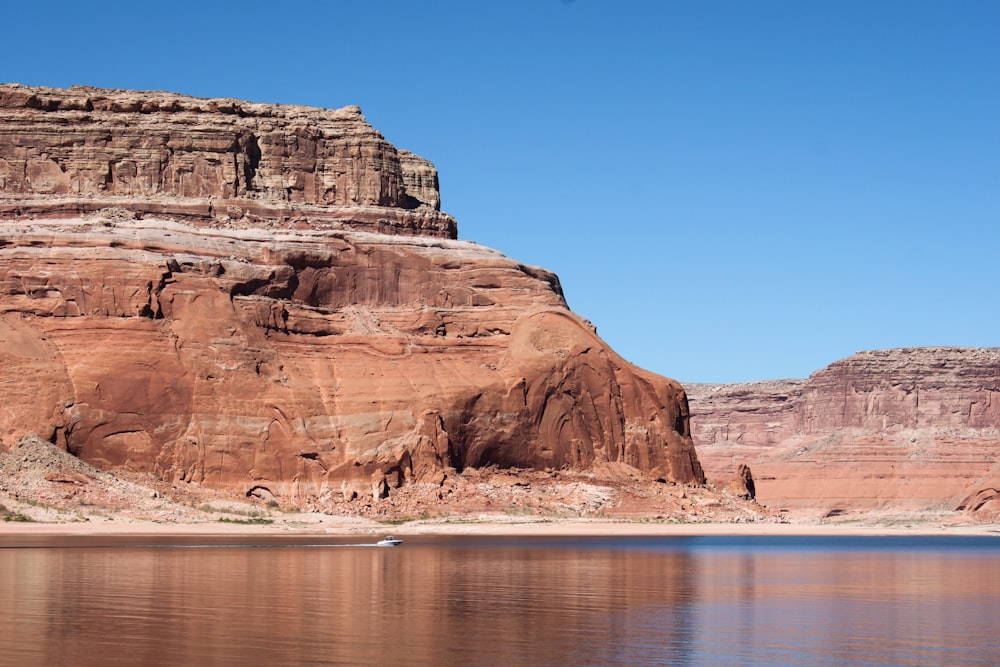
[0,84,704,506]
[688,348,1000,514]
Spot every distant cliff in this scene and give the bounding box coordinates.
[0,84,704,512]
[688,348,1000,515]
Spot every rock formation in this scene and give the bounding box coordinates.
[0,84,454,237]
[731,463,755,500]
[688,348,1000,515]
[0,84,704,509]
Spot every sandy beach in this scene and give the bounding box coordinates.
[2,513,998,540]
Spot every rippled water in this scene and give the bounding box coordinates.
[1,534,998,666]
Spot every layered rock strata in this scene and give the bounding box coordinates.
[0,84,455,237]
[0,85,704,508]
[688,348,1000,514]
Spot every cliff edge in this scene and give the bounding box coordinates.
[0,85,704,514]
[0,84,454,237]
[688,348,1000,516]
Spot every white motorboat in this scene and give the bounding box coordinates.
[376,536,403,547]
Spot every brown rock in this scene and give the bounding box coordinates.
[730,463,755,500]
[956,481,1000,515]
[0,85,704,511]
[341,481,358,502]
[43,470,90,485]
[0,84,456,237]
[689,348,1000,514]
[372,475,390,501]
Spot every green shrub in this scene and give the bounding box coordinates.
[0,504,34,522]
[216,517,274,525]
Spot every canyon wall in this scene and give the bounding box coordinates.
[0,84,455,237]
[688,348,1000,515]
[0,85,703,508]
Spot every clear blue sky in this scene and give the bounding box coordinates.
[5,1,998,383]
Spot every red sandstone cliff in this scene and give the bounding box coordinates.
[0,84,704,509]
[688,348,1000,515]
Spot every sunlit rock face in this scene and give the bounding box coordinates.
[0,83,454,237]
[689,348,1000,514]
[0,84,704,506]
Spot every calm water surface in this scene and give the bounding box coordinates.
[1,534,998,666]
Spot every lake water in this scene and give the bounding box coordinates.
[1,533,998,666]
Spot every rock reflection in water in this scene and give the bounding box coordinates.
[0,536,997,666]
[0,538,697,666]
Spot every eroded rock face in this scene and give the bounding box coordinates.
[0,85,703,507]
[0,84,455,237]
[688,348,1000,514]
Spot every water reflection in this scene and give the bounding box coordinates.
[426,544,698,666]
[0,536,998,666]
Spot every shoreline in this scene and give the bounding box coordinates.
[2,514,998,540]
